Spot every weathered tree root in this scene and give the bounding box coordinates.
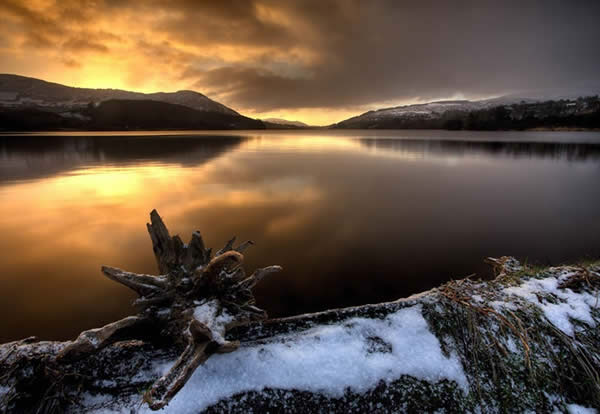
[56,209,282,410]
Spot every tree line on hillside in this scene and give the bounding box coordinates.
[0,99,265,131]
[335,96,600,130]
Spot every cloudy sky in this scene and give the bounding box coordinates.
[1,0,599,125]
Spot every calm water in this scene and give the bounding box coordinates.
[1,130,599,342]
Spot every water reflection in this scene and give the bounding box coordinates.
[0,131,599,342]
[360,138,600,161]
[0,135,246,183]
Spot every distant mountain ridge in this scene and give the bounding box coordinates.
[263,118,309,128]
[2,74,600,131]
[0,74,238,115]
[333,95,600,130]
[0,74,266,131]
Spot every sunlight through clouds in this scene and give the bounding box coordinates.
[1,1,599,124]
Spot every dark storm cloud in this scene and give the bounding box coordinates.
[0,0,119,53]
[151,0,600,110]
[1,0,599,114]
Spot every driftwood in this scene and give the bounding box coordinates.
[2,256,600,413]
[55,210,282,410]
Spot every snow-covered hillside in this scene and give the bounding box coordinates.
[334,93,600,129]
[0,74,239,115]
[357,100,494,122]
[263,118,309,127]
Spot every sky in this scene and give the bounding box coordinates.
[1,0,599,125]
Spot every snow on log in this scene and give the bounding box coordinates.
[0,213,599,413]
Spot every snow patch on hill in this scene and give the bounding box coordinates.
[0,74,239,115]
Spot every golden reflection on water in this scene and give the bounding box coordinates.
[0,138,327,340]
[1,131,600,341]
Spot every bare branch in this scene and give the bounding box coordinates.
[234,240,254,253]
[184,231,211,270]
[56,316,146,362]
[215,236,236,256]
[147,209,177,274]
[236,265,283,290]
[144,337,210,410]
[101,266,167,296]
[133,294,172,309]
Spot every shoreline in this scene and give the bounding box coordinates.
[1,256,598,413]
[2,126,600,134]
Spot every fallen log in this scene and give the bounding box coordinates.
[1,210,281,412]
[0,213,599,413]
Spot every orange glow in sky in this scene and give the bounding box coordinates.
[1,1,598,125]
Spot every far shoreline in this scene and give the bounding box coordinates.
[2,127,600,134]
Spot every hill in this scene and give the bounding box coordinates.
[0,74,265,130]
[333,96,600,130]
[263,118,309,128]
[0,74,237,115]
[0,99,264,131]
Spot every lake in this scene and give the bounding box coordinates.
[1,129,599,342]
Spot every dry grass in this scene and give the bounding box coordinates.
[433,259,600,410]
[440,281,532,370]
[558,266,600,290]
